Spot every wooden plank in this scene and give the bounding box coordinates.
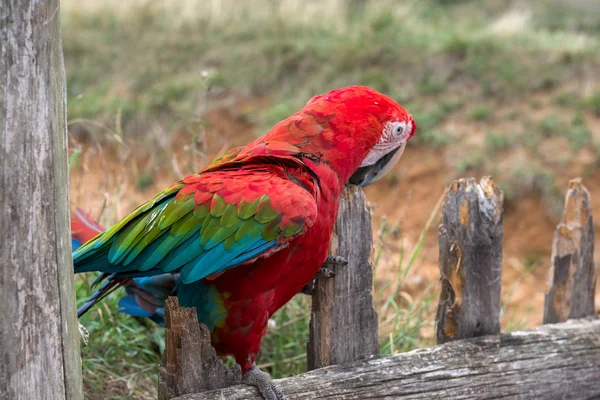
[174,318,600,400]
[544,178,596,323]
[306,185,379,370]
[435,177,503,344]
[0,0,83,398]
[158,297,241,400]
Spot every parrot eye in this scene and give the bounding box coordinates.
[392,122,406,137]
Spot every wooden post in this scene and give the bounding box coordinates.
[158,297,241,400]
[0,1,83,399]
[307,185,379,370]
[543,178,596,323]
[435,177,503,344]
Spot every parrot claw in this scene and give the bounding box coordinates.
[324,255,349,267]
[301,255,349,295]
[318,267,336,278]
[242,365,286,400]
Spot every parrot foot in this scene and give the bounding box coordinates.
[301,255,349,295]
[242,365,286,400]
[323,255,349,267]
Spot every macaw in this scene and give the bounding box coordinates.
[73,85,415,399]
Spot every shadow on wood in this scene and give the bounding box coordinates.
[172,318,600,400]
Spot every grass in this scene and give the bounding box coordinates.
[77,275,162,400]
[485,132,512,154]
[62,0,600,205]
[471,106,492,122]
[538,116,562,136]
[588,89,600,115]
[61,0,600,144]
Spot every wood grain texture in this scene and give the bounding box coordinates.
[307,185,379,370]
[436,177,503,344]
[158,297,241,400]
[0,0,83,398]
[173,318,600,400]
[544,178,596,323]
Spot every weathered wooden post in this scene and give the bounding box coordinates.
[158,298,241,400]
[543,178,596,323]
[0,0,84,398]
[435,177,504,344]
[307,185,379,370]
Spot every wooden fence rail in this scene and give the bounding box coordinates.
[159,177,597,399]
[177,318,600,400]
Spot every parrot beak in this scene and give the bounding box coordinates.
[348,142,407,187]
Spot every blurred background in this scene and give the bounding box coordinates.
[64,0,600,398]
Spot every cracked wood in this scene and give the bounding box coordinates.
[158,298,241,400]
[544,178,596,323]
[436,177,503,344]
[173,318,600,400]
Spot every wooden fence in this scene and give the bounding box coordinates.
[158,177,599,400]
[2,3,597,399]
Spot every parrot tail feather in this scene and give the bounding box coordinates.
[77,275,132,318]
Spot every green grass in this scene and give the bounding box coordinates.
[485,132,512,154]
[61,0,600,143]
[471,106,492,121]
[588,89,600,115]
[538,116,562,136]
[568,113,592,150]
[77,275,162,400]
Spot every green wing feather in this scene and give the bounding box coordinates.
[73,166,317,284]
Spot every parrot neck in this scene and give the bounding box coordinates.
[301,158,344,201]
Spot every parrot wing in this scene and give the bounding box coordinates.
[73,162,317,285]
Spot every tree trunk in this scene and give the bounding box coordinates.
[175,318,600,400]
[0,1,83,399]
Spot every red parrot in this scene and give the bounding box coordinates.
[73,86,415,399]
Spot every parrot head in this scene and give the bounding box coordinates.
[304,85,416,187]
[242,85,415,187]
[346,100,416,187]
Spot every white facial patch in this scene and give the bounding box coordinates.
[360,120,412,167]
